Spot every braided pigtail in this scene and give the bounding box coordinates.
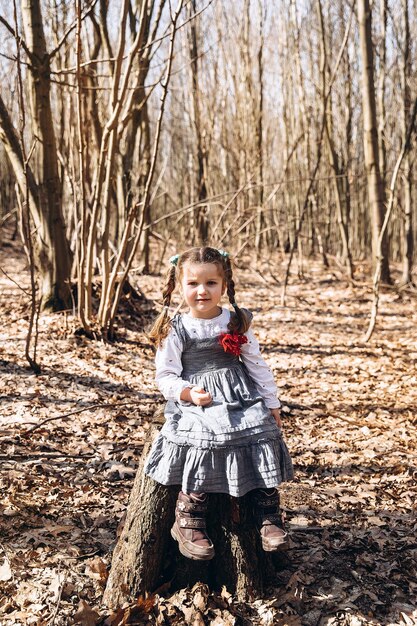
[148,265,177,347]
[224,256,252,334]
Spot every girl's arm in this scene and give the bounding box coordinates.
[240,328,281,409]
[155,329,194,403]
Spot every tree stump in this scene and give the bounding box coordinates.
[103,415,287,608]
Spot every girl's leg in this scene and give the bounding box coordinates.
[252,488,289,551]
[171,491,215,560]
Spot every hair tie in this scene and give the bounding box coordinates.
[231,302,238,309]
[163,305,169,312]
[169,254,180,266]
[217,249,229,259]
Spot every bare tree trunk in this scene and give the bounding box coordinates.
[290,0,311,179]
[340,8,353,261]
[11,0,40,373]
[0,97,40,230]
[136,101,152,273]
[124,0,158,274]
[400,0,414,285]
[317,0,353,278]
[377,0,387,191]
[357,0,391,283]
[0,1,72,310]
[365,97,417,341]
[75,0,89,333]
[290,0,311,271]
[20,0,72,309]
[254,0,264,254]
[188,0,209,245]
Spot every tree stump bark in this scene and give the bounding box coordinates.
[103,416,287,608]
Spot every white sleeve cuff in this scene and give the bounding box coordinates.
[176,382,194,405]
[265,398,282,409]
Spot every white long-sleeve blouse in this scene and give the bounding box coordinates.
[155,307,281,409]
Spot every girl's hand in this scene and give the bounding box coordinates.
[181,386,212,406]
[270,408,282,428]
[190,386,212,406]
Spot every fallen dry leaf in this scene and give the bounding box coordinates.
[73,599,101,626]
[0,557,12,582]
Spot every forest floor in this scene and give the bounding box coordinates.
[0,230,417,626]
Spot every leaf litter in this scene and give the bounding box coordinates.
[1,237,417,625]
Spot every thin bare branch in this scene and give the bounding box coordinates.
[48,0,100,59]
[0,266,31,296]
[0,15,32,59]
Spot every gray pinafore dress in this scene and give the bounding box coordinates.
[144,315,293,497]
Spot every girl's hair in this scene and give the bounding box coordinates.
[148,246,251,346]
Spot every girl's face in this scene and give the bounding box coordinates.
[181,262,226,319]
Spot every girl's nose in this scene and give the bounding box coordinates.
[197,284,207,294]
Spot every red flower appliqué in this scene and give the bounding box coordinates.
[219,332,248,356]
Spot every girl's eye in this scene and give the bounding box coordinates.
[207,281,217,285]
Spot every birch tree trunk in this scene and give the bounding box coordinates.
[357,0,391,283]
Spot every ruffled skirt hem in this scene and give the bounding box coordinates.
[144,434,294,498]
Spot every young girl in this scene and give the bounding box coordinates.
[145,246,293,561]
